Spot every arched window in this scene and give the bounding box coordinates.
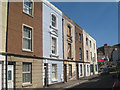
[52,14,56,27]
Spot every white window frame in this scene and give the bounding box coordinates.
[22,63,32,85]
[51,35,58,56]
[51,13,58,30]
[22,24,33,52]
[23,0,34,16]
[52,64,57,81]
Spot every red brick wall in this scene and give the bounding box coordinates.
[7,2,43,57]
[75,25,84,62]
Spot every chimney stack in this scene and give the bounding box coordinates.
[104,44,107,46]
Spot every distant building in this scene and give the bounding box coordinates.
[97,44,113,62]
[111,44,120,66]
[97,44,120,68]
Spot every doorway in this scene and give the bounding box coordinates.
[44,63,48,87]
[0,64,2,90]
[8,65,14,88]
[64,64,67,82]
[76,64,79,80]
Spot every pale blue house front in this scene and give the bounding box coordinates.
[42,0,64,86]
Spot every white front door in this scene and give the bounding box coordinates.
[0,64,2,90]
[8,65,14,88]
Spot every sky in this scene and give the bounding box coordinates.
[51,2,118,48]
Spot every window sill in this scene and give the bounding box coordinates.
[50,54,59,58]
[52,79,58,82]
[22,83,32,87]
[50,25,58,30]
[23,11,33,18]
[67,57,73,60]
[69,76,72,79]
[22,49,33,53]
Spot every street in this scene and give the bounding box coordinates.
[68,72,116,88]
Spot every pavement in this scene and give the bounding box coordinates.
[45,74,99,89]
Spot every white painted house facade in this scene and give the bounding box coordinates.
[83,30,90,77]
[42,0,64,86]
[88,34,98,75]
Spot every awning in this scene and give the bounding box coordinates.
[98,60,106,62]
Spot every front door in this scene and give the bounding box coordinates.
[76,64,79,80]
[44,63,48,87]
[8,65,14,88]
[64,64,67,82]
[0,64,2,90]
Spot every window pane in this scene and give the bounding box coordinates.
[24,0,32,7]
[52,64,57,80]
[67,26,71,36]
[68,43,71,58]
[23,73,31,83]
[79,34,81,42]
[23,26,32,50]
[8,71,12,80]
[52,37,56,54]
[52,15,56,27]
[80,65,82,76]
[22,63,31,83]
[23,26,31,38]
[76,33,78,40]
[69,65,72,77]
[87,65,89,73]
[79,48,81,59]
[23,39,31,50]
[23,63,31,72]
[24,0,32,15]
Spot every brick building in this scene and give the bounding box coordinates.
[7,1,43,88]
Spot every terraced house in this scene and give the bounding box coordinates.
[0,0,8,89]
[88,35,98,75]
[42,0,64,87]
[62,14,76,82]
[0,0,98,89]
[74,24,84,79]
[83,30,91,76]
[3,1,43,88]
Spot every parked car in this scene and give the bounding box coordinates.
[100,68,109,75]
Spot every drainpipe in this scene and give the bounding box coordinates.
[62,18,64,82]
[62,18,64,60]
[5,0,9,90]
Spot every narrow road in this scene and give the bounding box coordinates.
[69,73,116,88]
